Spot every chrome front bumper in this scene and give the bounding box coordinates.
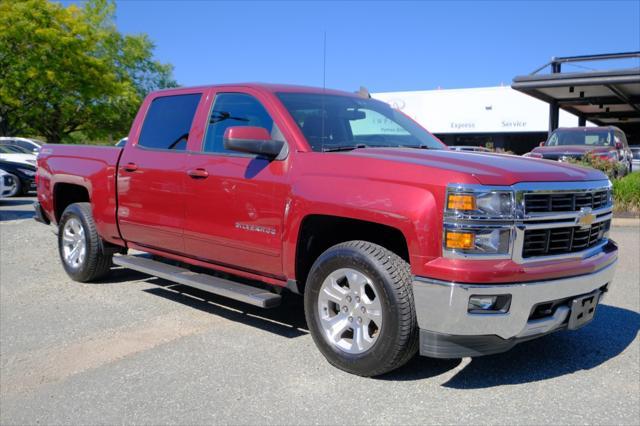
[413,260,617,357]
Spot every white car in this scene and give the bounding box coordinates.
[0,137,43,154]
[0,145,37,166]
[0,169,18,198]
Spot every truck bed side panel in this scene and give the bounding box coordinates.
[37,145,124,245]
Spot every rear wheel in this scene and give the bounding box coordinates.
[5,174,20,197]
[304,241,418,377]
[58,202,112,282]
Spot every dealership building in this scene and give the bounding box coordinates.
[373,86,586,155]
[373,52,640,155]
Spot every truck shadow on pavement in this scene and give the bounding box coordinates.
[142,279,309,339]
[381,304,639,386]
[97,267,640,385]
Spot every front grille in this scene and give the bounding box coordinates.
[524,190,609,214]
[522,220,610,258]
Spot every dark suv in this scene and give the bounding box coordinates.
[525,126,633,176]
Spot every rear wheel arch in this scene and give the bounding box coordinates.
[53,183,90,223]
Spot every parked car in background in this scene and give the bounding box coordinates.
[0,137,43,154]
[115,137,128,147]
[0,160,36,196]
[524,126,633,176]
[0,145,37,166]
[0,169,18,198]
[449,145,492,153]
[630,145,640,171]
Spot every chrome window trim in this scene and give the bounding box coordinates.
[443,180,614,263]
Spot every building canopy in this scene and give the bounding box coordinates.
[512,52,640,141]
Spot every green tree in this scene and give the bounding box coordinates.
[0,0,177,143]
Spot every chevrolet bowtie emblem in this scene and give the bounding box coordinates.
[576,207,596,229]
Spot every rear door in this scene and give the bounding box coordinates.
[182,89,291,278]
[117,91,205,253]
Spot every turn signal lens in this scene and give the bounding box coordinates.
[445,231,475,250]
[447,194,476,211]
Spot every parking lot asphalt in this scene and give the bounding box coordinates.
[1,196,639,425]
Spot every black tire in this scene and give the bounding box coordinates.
[304,241,418,377]
[58,202,112,282]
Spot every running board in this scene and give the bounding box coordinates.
[113,255,281,308]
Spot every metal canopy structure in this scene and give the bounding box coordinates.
[512,52,640,140]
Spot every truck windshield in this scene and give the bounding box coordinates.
[546,129,613,147]
[277,92,443,152]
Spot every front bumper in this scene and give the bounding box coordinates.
[413,260,617,358]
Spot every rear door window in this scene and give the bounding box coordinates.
[138,94,202,151]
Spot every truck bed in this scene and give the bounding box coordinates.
[37,144,124,244]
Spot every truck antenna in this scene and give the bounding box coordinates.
[321,31,327,152]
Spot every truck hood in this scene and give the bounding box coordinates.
[346,148,607,186]
[531,145,615,156]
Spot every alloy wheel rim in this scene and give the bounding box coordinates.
[62,218,86,269]
[317,268,383,354]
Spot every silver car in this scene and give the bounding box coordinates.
[630,146,640,172]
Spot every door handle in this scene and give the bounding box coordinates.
[187,168,209,179]
[124,162,138,172]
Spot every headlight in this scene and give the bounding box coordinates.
[17,168,36,177]
[444,226,512,255]
[446,187,515,219]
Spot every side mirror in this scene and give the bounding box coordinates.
[223,126,284,158]
[539,141,546,147]
[615,141,623,150]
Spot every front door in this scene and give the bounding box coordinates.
[117,91,203,253]
[183,91,290,278]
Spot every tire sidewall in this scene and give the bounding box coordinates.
[6,173,20,197]
[58,204,97,281]
[304,245,405,375]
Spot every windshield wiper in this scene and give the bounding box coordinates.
[322,144,368,152]
[398,144,430,149]
[210,111,249,124]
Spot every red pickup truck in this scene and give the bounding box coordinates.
[35,84,618,376]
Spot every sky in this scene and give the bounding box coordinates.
[81,1,640,92]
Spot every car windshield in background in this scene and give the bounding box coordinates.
[546,130,613,147]
[276,92,443,152]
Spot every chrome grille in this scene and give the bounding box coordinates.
[524,190,609,214]
[522,220,610,258]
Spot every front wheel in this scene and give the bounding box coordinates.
[304,241,418,376]
[58,202,112,282]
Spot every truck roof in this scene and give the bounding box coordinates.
[154,83,360,98]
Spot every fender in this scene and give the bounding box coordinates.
[282,174,441,279]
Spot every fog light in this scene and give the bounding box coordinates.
[468,294,512,313]
[469,296,497,310]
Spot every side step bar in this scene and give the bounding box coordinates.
[113,255,281,308]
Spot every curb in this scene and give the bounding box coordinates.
[612,217,640,227]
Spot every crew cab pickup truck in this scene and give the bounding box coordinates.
[35,84,618,376]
